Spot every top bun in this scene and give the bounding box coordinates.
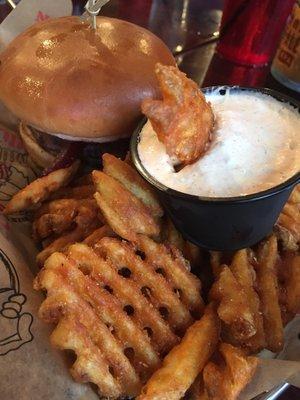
[0,16,175,141]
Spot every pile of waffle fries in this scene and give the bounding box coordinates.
[4,154,300,400]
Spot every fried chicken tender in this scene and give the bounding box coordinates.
[142,63,214,165]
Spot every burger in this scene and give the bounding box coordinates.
[0,16,175,169]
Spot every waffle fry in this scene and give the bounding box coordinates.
[83,225,115,247]
[210,251,223,278]
[137,305,220,400]
[33,198,101,240]
[3,160,80,215]
[103,153,163,218]
[162,218,203,268]
[93,170,160,241]
[36,220,102,266]
[209,266,256,342]
[136,234,204,319]
[69,242,178,353]
[34,196,104,266]
[34,236,203,398]
[21,151,299,399]
[255,235,283,352]
[163,217,185,252]
[30,170,104,266]
[284,254,300,315]
[208,235,300,355]
[202,343,258,400]
[278,253,300,318]
[34,252,145,398]
[275,184,300,251]
[97,236,202,335]
[228,250,265,352]
[184,242,202,270]
[188,376,208,400]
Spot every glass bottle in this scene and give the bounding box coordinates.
[271,0,300,93]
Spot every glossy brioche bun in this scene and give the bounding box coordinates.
[0,16,175,141]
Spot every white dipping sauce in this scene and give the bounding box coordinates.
[138,90,300,197]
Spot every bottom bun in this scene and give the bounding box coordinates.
[19,122,56,169]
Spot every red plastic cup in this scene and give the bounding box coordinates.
[217,0,295,66]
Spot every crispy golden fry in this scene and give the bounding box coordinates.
[290,184,300,203]
[4,160,80,215]
[137,305,220,400]
[49,184,95,200]
[142,64,214,165]
[33,198,100,240]
[209,240,297,352]
[230,250,265,352]
[136,234,204,319]
[34,235,203,398]
[83,225,115,247]
[285,254,300,315]
[50,316,124,398]
[34,197,98,220]
[203,343,259,400]
[103,153,163,218]
[162,218,202,268]
[163,218,185,252]
[36,219,101,266]
[97,237,197,335]
[210,252,223,278]
[211,272,254,341]
[255,235,283,352]
[68,243,178,355]
[188,376,208,400]
[279,253,300,316]
[93,171,160,241]
[34,252,150,397]
[183,242,203,269]
[275,185,300,251]
[210,253,265,353]
[36,252,161,378]
[28,152,299,399]
[209,266,256,342]
[34,209,75,239]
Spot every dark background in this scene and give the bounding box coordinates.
[73,0,299,102]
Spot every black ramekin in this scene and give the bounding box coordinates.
[131,86,300,251]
